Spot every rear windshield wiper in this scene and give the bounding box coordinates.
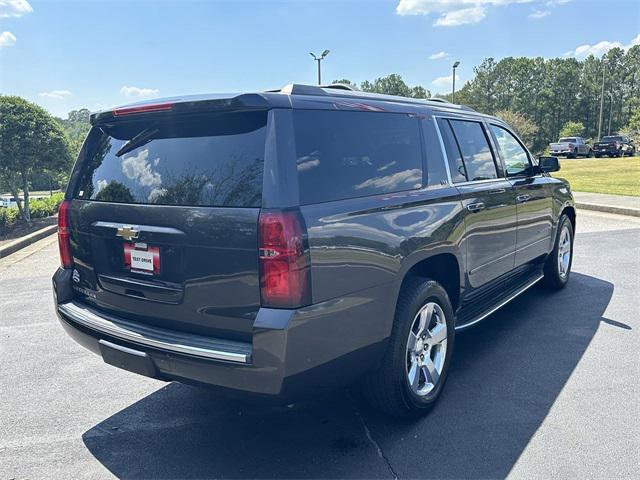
[116,126,160,157]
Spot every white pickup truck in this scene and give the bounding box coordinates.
[549,137,593,158]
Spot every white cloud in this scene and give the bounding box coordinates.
[529,9,550,18]
[396,0,532,26]
[0,30,16,47]
[434,6,487,26]
[0,0,33,18]
[122,149,162,189]
[432,74,455,88]
[429,51,449,60]
[120,85,160,98]
[564,33,640,58]
[38,90,72,100]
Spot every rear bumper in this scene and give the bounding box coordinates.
[53,268,391,399]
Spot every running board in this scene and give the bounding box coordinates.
[455,274,544,331]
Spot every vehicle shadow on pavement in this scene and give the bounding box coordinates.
[83,272,614,479]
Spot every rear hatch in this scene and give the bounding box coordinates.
[67,107,268,342]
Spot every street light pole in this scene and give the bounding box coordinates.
[309,50,330,85]
[597,58,607,140]
[608,92,614,136]
[452,61,460,103]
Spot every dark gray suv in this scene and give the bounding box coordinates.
[53,84,575,417]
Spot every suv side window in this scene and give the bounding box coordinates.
[448,119,498,181]
[489,124,532,177]
[294,110,424,205]
[437,118,467,183]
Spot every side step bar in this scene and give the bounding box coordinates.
[455,273,544,331]
[58,301,252,364]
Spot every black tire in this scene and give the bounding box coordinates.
[542,214,574,290]
[362,278,455,417]
[595,154,601,158]
[568,149,577,159]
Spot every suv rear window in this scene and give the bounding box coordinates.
[75,111,267,207]
[293,110,424,205]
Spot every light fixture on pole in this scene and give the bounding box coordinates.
[310,50,331,85]
[452,61,460,104]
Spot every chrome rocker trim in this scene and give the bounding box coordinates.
[455,274,544,331]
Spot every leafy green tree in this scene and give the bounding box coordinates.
[496,110,539,150]
[94,181,135,203]
[559,121,585,138]
[0,96,72,221]
[620,109,640,138]
[57,108,91,160]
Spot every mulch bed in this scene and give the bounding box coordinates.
[0,216,57,247]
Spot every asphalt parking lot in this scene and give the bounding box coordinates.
[1,210,638,479]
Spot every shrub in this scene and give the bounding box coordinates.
[0,192,64,235]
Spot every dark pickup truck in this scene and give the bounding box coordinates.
[593,135,636,157]
[53,84,575,417]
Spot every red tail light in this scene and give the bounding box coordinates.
[112,102,174,116]
[259,210,311,308]
[57,200,73,268]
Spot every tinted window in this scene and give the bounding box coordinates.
[490,125,531,177]
[75,112,267,207]
[437,118,467,183]
[559,138,577,143]
[294,110,423,204]
[602,136,624,142]
[449,120,498,181]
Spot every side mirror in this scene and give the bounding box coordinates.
[539,156,560,173]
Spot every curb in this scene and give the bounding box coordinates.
[0,224,58,259]
[575,202,640,218]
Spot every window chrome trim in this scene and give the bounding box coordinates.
[432,114,506,187]
[432,116,453,185]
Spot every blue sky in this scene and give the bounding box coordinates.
[1,0,638,117]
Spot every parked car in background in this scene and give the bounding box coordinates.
[0,195,19,208]
[52,84,576,417]
[549,137,593,158]
[593,135,636,158]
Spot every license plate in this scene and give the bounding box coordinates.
[124,243,160,275]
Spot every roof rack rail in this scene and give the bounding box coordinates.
[265,83,476,112]
[320,83,358,91]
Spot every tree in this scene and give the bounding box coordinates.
[0,96,72,221]
[620,109,640,138]
[559,121,585,138]
[495,110,539,150]
[57,108,91,161]
[333,74,430,99]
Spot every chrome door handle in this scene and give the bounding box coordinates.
[467,202,486,212]
[516,194,531,203]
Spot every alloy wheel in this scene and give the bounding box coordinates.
[406,302,447,396]
[558,224,572,278]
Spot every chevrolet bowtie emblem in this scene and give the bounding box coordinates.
[116,226,140,242]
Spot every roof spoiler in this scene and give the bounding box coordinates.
[90,93,271,125]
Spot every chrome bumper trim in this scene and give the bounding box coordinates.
[58,301,252,364]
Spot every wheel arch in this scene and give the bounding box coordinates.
[397,252,462,314]
[562,205,576,231]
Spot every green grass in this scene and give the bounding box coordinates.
[554,156,640,197]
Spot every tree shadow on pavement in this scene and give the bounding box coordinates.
[82,272,614,479]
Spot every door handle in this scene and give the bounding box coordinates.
[467,202,486,212]
[516,194,531,203]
